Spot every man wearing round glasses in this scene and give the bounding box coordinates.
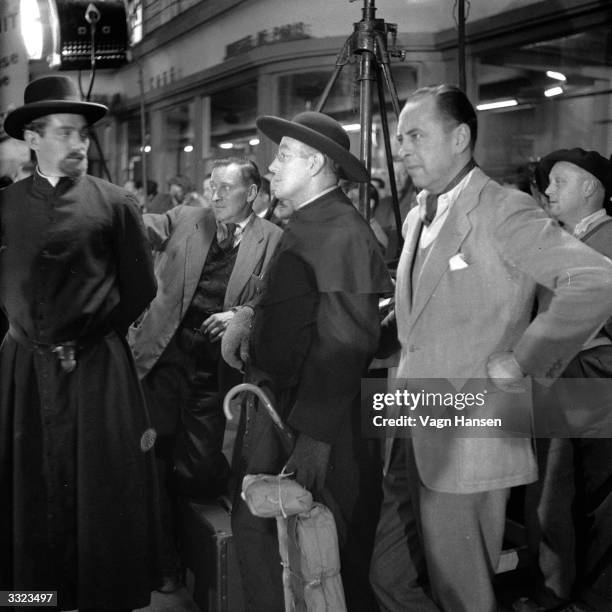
[223,111,393,611]
[130,156,282,592]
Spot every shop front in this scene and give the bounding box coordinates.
[112,0,611,199]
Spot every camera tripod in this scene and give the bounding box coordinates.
[316,0,405,256]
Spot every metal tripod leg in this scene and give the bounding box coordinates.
[313,2,405,253]
[376,63,403,257]
[316,34,355,113]
[376,31,402,119]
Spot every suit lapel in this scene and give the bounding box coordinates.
[224,216,263,308]
[408,169,489,328]
[181,211,215,316]
[409,210,471,326]
[399,213,422,312]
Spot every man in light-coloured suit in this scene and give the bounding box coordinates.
[369,85,612,612]
[129,157,282,591]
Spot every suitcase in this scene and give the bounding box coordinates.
[178,497,245,612]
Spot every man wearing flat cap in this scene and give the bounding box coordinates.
[222,111,392,611]
[521,148,612,612]
[0,75,160,611]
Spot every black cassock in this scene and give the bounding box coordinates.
[231,188,393,612]
[0,173,161,610]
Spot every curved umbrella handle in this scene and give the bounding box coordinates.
[223,382,295,452]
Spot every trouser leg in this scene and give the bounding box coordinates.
[327,437,382,612]
[369,440,439,611]
[419,484,510,612]
[142,336,229,577]
[153,435,181,575]
[173,380,230,498]
[142,367,181,577]
[523,437,575,606]
[573,437,612,610]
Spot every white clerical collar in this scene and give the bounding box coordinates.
[296,185,338,211]
[36,166,61,187]
[573,208,609,239]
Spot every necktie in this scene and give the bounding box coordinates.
[422,158,477,226]
[424,193,438,226]
[216,222,237,251]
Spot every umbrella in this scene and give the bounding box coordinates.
[224,383,346,612]
[224,383,297,610]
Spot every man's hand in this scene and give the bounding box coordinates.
[201,311,235,342]
[487,351,528,393]
[285,433,331,492]
[220,306,254,371]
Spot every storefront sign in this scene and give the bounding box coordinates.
[225,22,310,59]
[148,65,180,91]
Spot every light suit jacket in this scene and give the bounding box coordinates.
[129,205,282,379]
[393,167,612,494]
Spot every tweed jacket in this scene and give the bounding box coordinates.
[129,205,282,379]
[393,167,612,494]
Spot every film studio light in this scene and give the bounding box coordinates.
[20,0,129,70]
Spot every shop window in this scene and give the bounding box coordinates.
[209,81,259,167]
[278,67,358,118]
[125,113,150,185]
[161,101,196,182]
[277,65,417,181]
[475,24,612,187]
[278,64,415,119]
[127,0,143,44]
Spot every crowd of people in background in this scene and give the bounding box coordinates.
[2,74,612,612]
[115,150,418,253]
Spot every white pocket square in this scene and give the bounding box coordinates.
[449,253,469,271]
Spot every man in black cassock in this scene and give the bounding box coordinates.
[223,111,393,611]
[0,75,160,611]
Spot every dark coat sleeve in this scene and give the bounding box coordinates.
[251,249,318,389]
[111,195,157,334]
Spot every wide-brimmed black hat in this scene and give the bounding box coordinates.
[540,148,612,208]
[256,111,368,182]
[4,75,107,140]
